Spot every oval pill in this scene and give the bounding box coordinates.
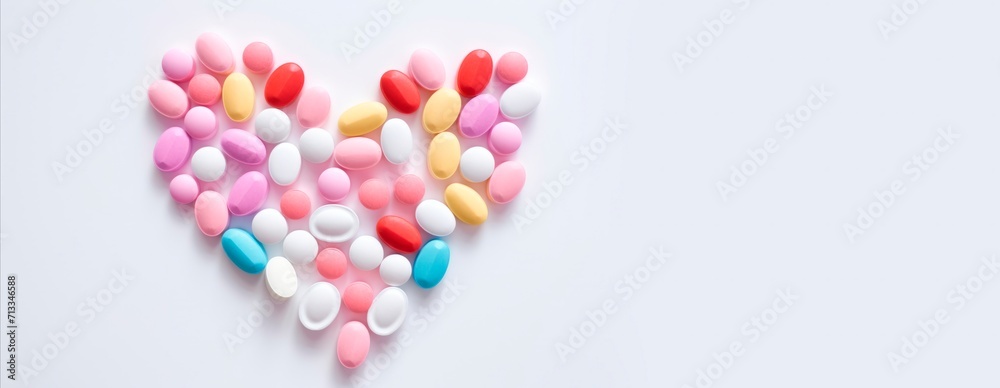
[458,94,499,138]
[488,161,526,204]
[375,216,422,253]
[191,147,226,182]
[496,52,528,84]
[221,228,267,274]
[194,191,228,236]
[268,143,301,186]
[427,132,460,179]
[169,174,199,204]
[379,254,411,286]
[487,122,522,155]
[222,72,254,122]
[161,48,195,82]
[296,86,331,128]
[309,204,360,243]
[415,200,456,237]
[460,146,495,183]
[444,183,488,225]
[153,127,191,172]
[380,118,412,165]
[264,62,305,108]
[265,256,297,301]
[337,321,370,369]
[499,82,541,119]
[422,88,460,134]
[349,235,383,271]
[299,282,341,331]
[413,239,450,288]
[183,106,218,140]
[254,108,291,144]
[380,70,420,114]
[188,73,221,106]
[456,49,493,97]
[367,287,407,336]
[338,101,387,136]
[148,80,188,119]
[251,208,288,245]
[283,230,318,265]
[220,128,266,165]
[228,171,269,216]
[408,49,446,90]
[299,127,335,164]
[195,32,235,74]
[242,41,273,74]
[334,137,382,170]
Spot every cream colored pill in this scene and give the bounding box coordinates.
[265,257,298,302]
[422,88,460,133]
[427,132,460,180]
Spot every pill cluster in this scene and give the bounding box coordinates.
[150,32,539,369]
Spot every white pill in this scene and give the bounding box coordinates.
[459,146,495,183]
[254,108,291,143]
[191,147,226,182]
[309,205,359,243]
[349,236,383,271]
[298,282,341,331]
[299,127,335,163]
[265,256,298,302]
[499,82,540,119]
[268,142,301,186]
[251,208,287,244]
[379,255,412,286]
[380,118,412,165]
[367,287,407,336]
[415,200,456,237]
[283,230,318,264]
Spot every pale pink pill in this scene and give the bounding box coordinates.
[194,190,229,236]
[393,174,425,205]
[161,48,195,83]
[342,282,374,313]
[296,86,331,128]
[228,171,269,216]
[188,74,221,106]
[153,127,191,172]
[408,48,446,90]
[183,106,217,140]
[458,94,499,138]
[220,129,266,165]
[488,161,526,204]
[488,122,522,155]
[242,42,274,74]
[169,174,199,204]
[334,137,382,170]
[148,80,188,119]
[496,52,528,84]
[318,168,351,202]
[195,32,234,75]
[337,321,370,369]
[316,248,348,279]
[358,179,390,210]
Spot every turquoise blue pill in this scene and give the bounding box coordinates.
[221,228,267,274]
[413,239,450,288]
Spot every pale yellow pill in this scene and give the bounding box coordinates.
[444,183,488,225]
[422,88,460,133]
[427,132,460,179]
[339,101,387,136]
[222,72,254,122]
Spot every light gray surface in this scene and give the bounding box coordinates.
[1,0,998,387]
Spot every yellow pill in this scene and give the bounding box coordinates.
[427,132,460,179]
[222,72,254,122]
[339,101,387,136]
[444,183,488,225]
[422,88,461,133]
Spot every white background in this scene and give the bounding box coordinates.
[1,0,999,387]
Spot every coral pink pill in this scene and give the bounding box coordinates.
[187,74,221,106]
[358,179,390,210]
[318,168,351,202]
[342,282,374,313]
[183,106,217,140]
[393,174,425,205]
[496,52,528,84]
[242,41,274,74]
[161,48,195,83]
[169,174,199,204]
[337,321,370,369]
[280,190,311,220]
[316,248,348,279]
[148,80,188,119]
[488,122,522,155]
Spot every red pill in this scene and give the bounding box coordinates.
[264,62,305,108]
[376,216,422,253]
[380,70,420,114]
[456,49,493,97]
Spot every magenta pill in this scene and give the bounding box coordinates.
[496,52,528,84]
[488,122,522,155]
[169,174,199,204]
[183,106,218,140]
[162,48,195,83]
[153,127,191,172]
[243,42,274,74]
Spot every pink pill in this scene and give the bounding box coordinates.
[280,190,311,220]
[153,127,191,172]
[161,48,195,83]
[393,174,425,205]
[194,190,229,237]
[195,32,234,75]
[228,171,269,216]
[318,168,351,202]
[148,80,188,119]
[408,48,446,90]
[488,122,522,155]
[337,321,370,369]
[296,86,331,128]
[334,137,382,170]
[496,52,528,84]
[220,129,266,165]
[488,161,526,204]
[458,94,499,138]
[358,179,390,210]
[342,282,374,313]
[169,174,199,204]
[316,248,348,279]
[183,106,217,140]
[242,42,274,74]
[188,74,221,106]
